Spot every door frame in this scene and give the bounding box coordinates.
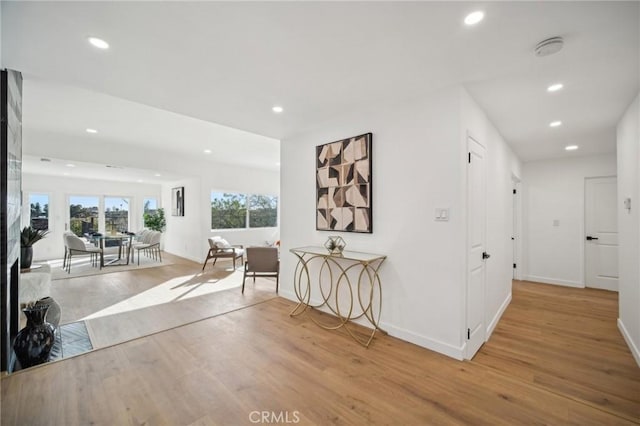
[512,175,522,280]
[584,175,618,290]
[465,133,487,360]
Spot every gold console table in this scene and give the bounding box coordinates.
[289,246,386,347]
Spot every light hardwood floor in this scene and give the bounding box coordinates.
[2,276,639,425]
[51,253,278,348]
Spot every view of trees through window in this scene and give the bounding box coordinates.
[143,198,158,216]
[249,194,278,228]
[211,192,277,229]
[69,196,99,236]
[29,193,49,230]
[105,197,130,233]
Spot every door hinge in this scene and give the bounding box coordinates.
[468,152,471,163]
[513,189,517,194]
[467,328,470,340]
[513,263,516,269]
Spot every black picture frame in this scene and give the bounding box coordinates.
[316,133,372,233]
[172,187,184,217]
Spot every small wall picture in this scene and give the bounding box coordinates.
[172,187,185,216]
[316,132,372,233]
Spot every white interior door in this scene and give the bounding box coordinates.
[466,136,487,359]
[585,176,618,291]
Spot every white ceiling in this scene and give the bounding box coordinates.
[2,1,639,178]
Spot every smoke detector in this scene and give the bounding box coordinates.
[534,37,564,57]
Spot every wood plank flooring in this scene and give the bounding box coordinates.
[2,278,639,425]
[472,280,640,422]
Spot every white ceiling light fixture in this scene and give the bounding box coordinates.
[86,128,98,134]
[549,120,563,128]
[547,83,564,92]
[464,11,485,26]
[204,149,212,154]
[272,106,284,113]
[534,36,564,57]
[88,37,109,50]
[137,179,143,183]
[154,173,161,177]
[65,163,76,167]
[565,145,579,151]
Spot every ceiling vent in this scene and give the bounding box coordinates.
[534,37,564,57]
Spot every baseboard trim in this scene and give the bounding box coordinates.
[279,290,464,360]
[618,318,640,367]
[379,322,464,361]
[163,250,204,264]
[487,292,512,339]
[524,275,584,288]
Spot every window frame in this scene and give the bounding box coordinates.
[210,190,279,231]
[26,192,52,231]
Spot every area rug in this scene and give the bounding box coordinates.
[47,253,174,280]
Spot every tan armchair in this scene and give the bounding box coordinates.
[202,237,244,270]
[242,247,279,293]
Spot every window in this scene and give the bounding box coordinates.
[211,192,247,229]
[249,195,278,228]
[29,193,49,230]
[143,198,158,216]
[211,191,278,230]
[69,196,99,236]
[105,197,130,233]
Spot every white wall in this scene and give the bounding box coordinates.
[461,90,522,339]
[280,86,520,360]
[161,164,280,263]
[22,173,161,260]
[521,154,617,288]
[616,93,640,366]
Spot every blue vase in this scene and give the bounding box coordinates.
[13,304,55,368]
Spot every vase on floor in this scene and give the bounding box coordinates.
[13,303,55,369]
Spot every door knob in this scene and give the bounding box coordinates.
[482,252,491,260]
[586,236,599,241]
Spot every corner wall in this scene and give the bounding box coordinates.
[521,154,617,287]
[161,163,279,263]
[280,86,521,360]
[616,93,640,366]
[460,89,522,340]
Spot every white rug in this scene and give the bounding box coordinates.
[47,251,173,280]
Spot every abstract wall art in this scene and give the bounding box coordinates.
[316,133,372,233]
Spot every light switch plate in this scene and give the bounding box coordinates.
[435,208,449,221]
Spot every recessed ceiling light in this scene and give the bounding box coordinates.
[272,106,284,113]
[549,120,562,128]
[565,145,579,151]
[464,11,485,26]
[154,173,161,177]
[88,37,109,49]
[547,83,564,92]
[137,179,143,183]
[86,128,98,134]
[204,149,212,154]
[65,163,76,168]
